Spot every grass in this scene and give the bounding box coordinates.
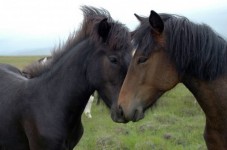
[0,56,207,150]
[0,56,45,69]
[77,85,206,150]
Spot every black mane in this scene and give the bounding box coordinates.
[133,13,227,80]
[23,6,131,77]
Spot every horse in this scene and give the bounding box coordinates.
[0,6,132,150]
[112,10,227,150]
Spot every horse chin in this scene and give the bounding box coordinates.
[130,92,164,122]
[131,108,145,122]
[123,105,145,122]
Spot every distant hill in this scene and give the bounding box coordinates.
[0,48,51,56]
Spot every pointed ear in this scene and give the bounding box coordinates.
[98,18,111,42]
[149,10,164,34]
[134,13,145,22]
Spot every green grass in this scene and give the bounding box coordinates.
[0,56,207,150]
[77,85,206,150]
[0,56,45,69]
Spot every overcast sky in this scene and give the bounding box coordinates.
[0,0,227,55]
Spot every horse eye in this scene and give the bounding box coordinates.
[137,56,148,64]
[109,56,118,64]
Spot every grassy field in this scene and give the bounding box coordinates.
[0,56,207,150]
[0,56,45,69]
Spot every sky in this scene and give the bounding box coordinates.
[0,0,227,55]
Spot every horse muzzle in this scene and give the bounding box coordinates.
[111,104,144,123]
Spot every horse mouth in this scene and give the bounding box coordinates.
[111,113,129,123]
[131,108,145,122]
[130,92,163,122]
[113,104,145,123]
[111,105,129,123]
[112,91,164,123]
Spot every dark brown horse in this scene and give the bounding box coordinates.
[0,6,132,150]
[112,10,227,150]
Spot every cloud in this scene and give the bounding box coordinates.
[0,0,226,55]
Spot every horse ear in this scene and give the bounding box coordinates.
[149,10,164,34]
[98,18,111,42]
[134,13,145,22]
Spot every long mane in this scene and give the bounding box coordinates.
[22,6,131,78]
[164,14,227,80]
[133,13,227,80]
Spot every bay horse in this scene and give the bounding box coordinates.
[0,6,132,150]
[112,10,227,149]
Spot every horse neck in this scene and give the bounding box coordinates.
[182,75,227,124]
[32,39,95,114]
